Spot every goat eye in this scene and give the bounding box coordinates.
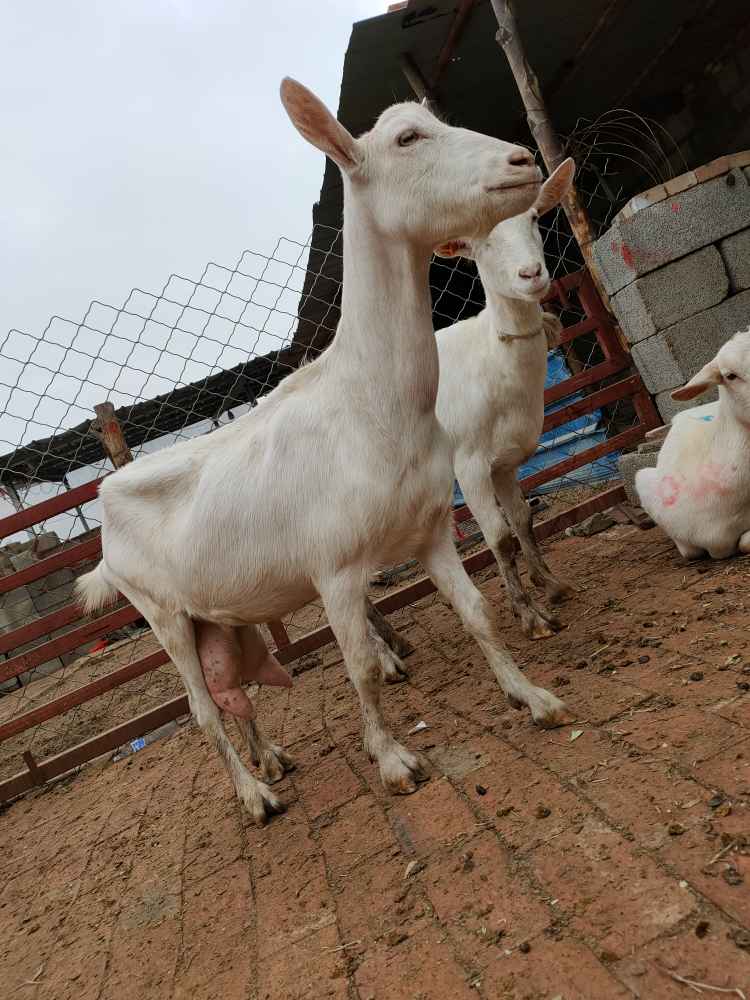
[726,373,738,381]
[398,130,420,147]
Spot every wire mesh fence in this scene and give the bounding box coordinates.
[0,145,655,789]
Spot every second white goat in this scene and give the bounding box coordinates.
[636,327,750,560]
[433,158,576,638]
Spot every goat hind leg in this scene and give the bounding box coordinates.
[458,461,558,639]
[493,469,574,606]
[417,526,572,727]
[369,621,409,684]
[235,625,295,783]
[123,601,283,824]
[320,577,428,793]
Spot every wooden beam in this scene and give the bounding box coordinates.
[490,0,614,311]
[0,534,102,594]
[0,694,189,803]
[0,604,142,685]
[0,479,103,539]
[519,425,645,494]
[0,650,171,741]
[541,375,641,434]
[89,401,133,469]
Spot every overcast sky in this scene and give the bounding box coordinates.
[0,0,378,528]
[1,0,376,335]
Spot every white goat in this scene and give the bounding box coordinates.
[77,79,569,824]
[635,327,750,559]
[432,158,576,638]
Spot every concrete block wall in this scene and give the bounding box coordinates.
[593,153,750,422]
[0,531,79,691]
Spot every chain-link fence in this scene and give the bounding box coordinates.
[0,146,659,791]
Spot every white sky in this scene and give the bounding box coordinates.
[0,0,377,537]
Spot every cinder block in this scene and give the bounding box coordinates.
[719,228,750,292]
[611,246,728,343]
[655,385,719,423]
[630,336,684,394]
[666,287,750,375]
[593,168,750,294]
[631,289,750,395]
[618,452,658,506]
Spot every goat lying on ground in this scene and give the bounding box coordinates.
[636,328,750,559]
[78,79,570,824]
[431,158,576,639]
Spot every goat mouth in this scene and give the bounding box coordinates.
[486,180,542,193]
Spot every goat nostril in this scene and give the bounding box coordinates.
[518,265,543,280]
[508,149,533,167]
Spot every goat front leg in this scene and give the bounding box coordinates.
[491,468,574,606]
[457,458,559,639]
[417,525,572,727]
[120,599,284,825]
[320,575,429,793]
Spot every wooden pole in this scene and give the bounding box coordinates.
[89,401,133,469]
[489,0,613,311]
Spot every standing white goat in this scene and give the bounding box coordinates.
[77,80,570,824]
[635,327,750,559]
[432,158,576,638]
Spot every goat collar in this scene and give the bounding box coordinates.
[496,324,546,343]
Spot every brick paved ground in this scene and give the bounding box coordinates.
[2,523,750,999]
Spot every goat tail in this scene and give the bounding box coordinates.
[75,562,118,615]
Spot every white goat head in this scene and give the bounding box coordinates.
[433,157,575,301]
[671,327,750,418]
[280,79,543,248]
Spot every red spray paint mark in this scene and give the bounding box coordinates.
[671,202,681,212]
[620,243,635,269]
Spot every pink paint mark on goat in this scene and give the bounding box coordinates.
[671,202,680,212]
[657,475,680,507]
[689,462,732,501]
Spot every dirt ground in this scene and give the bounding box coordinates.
[2,521,750,999]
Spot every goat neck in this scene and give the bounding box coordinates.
[482,281,545,342]
[329,197,438,414]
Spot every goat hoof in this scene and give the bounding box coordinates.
[523,613,559,640]
[531,690,575,729]
[507,695,525,711]
[259,745,295,784]
[381,746,430,795]
[243,781,286,826]
[381,651,409,684]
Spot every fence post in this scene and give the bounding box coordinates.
[89,401,133,469]
[489,0,614,313]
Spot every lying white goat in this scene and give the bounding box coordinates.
[636,327,750,559]
[77,80,569,824]
[433,158,576,638]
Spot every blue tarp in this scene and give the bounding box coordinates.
[452,348,620,506]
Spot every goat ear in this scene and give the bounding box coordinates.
[434,239,474,260]
[535,157,575,216]
[280,78,360,173]
[671,360,723,401]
